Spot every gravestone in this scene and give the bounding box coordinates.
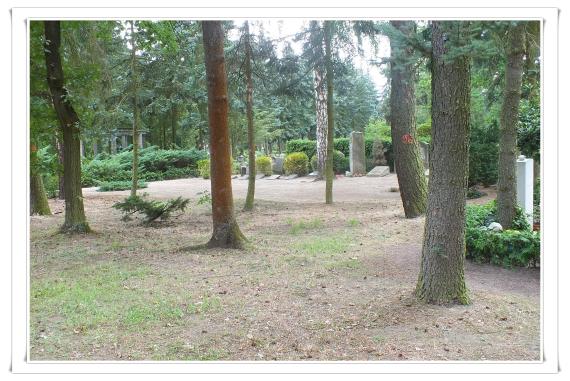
[137,132,144,148]
[283,174,298,180]
[419,141,430,170]
[349,131,366,176]
[266,175,281,180]
[272,156,284,174]
[516,155,534,228]
[110,135,117,154]
[255,174,265,180]
[240,165,248,176]
[367,166,390,177]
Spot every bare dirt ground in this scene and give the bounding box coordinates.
[30,174,539,361]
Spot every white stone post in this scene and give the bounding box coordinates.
[110,135,117,154]
[516,155,534,228]
[121,135,128,148]
[137,132,143,148]
[80,140,85,158]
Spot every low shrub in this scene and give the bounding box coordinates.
[284,152,309,176]
[256,156,272,176]
[112,193,190,223]
[310,150,348,174]
[465,201,539,267]
[197,159,210,179]
[97,180,148,192]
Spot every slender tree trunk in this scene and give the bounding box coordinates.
[202,21,247,249]
[171,103,177,148]
[415,21,470,304]
[162,117,167,149]
[55,135,65,200]
[30,144,51,216]
[324,21,335,204]
[389,21,428,218]
[243,21,256,211]
[497,23,525,229]
[314,67,328,180]
[130,20,140,197]
[44,21,90,233]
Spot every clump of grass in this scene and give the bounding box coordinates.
[347,218,360,227]
[286,217,324,234]
[186,295,222,314]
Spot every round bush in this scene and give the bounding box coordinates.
[310,150,347,174]
[256,156,272,176]
[284,152,309,176]
[197,159,210,179]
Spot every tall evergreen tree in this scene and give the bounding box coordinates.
[44,21,90,233]
[202,21,247,248]
[415,21,471,304]
[243,21,257,211]
[388,21,428,218]
[497,22,526,229]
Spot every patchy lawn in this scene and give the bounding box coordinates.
[30,177,540,361]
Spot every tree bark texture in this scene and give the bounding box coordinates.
[30,144,51,216]
[415,21,470,304]
[497,23,526,229]
[44,21,90,233]
[324,21,335,204]
[171,103,178,148]
[55,136,65,200]
[130,20,140,197]
[389,21,428,218]
[314,67,328,180]
[202,21,247,248]
[243,21,256,211]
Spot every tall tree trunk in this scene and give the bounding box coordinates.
[171,103,177,148]
[44,21,90,233]
[389,21,428,218]
[415,21,470,305]
[55,135,65,200]
[243,21,256,212]
[162,117,167,149]
[202,21,247,249]
[30,144,51,216]
[497,23,526,229]
[314,67,328,180]
[324,21,335,204]
[130,20,140,197]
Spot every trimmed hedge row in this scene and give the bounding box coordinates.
[285,138,394,172]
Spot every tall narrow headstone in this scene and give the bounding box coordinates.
[80,140,85,158]
[92,141,98,156]
[349,131,366,176]
[137,132,143,148]
[419,141,430,170]
[516,155,534,228]
[121,135,128,149]
[110,135,117,154]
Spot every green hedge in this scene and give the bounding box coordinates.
[284,152,309,176]
[310,150,348,174]
[256,156,272,176]
[82,146,208,187]
[465,201,539,267]
[286,138,394,172]
[97,180,148,192]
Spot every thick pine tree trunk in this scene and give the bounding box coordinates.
[44,21,90,233]
[130,20,140,197]
[30,144,51,216]
[415,21,470,305]
[497,23,526,229]
[202,21,247,249]
[324,21,335,204]
[243,21,256,211]
[389,21,428,218]
[314,67,328,180]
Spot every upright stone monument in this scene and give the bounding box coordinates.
[516,155,534,228]
[110,135,117,154]
[419,141,430,170]
[349,131,366,176]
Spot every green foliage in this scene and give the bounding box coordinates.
[82,146,207,186]
[465,201,539,267]
[517,98,540,160]
[286,137,394,172]
[365,119,392,141]
[197,159,210,179]
[42,175,60,199]
[196,190,212,205]
[112,194,190,223]
[97,180,148,192]
[286,217,324,234]
[469,121,500,186]
[284,152,309,176]
[310,150,348,174]
[255,156,273,176]
[417,121,432,141]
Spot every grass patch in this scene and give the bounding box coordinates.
[286,217,324,234]
[347,218,360,227]
[153,340,228,361]
[283,235,359,270]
